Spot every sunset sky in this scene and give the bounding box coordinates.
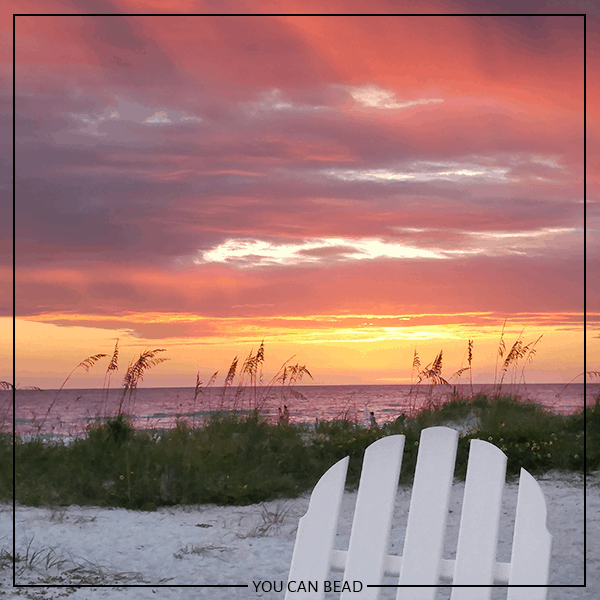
[4,1,598,388]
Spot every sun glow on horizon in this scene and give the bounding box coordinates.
[2,315,590,389]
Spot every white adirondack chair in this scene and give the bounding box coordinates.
[285,426,551,600]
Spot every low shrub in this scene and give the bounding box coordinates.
[7,393,594,509]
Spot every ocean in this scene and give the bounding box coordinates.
[4,382,598,439]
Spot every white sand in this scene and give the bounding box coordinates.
[1,472,597,599]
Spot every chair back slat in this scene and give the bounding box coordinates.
[285,426,552,600]
[450,439,507,599]
[396,427,458,600]
[341,435,405,599]
[284,456,349,600]
[506,469,552,600]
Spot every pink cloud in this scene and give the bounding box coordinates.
[7,6,590,355]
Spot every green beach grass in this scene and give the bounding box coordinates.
[4,392,597,510]
[3,333,597,510]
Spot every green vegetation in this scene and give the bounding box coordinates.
[2,330,597,510]
[4,392,596,510]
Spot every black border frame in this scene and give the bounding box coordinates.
[11,10,588,593]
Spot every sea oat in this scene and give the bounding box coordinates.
[119,349,169,415]
[39,353,107,432]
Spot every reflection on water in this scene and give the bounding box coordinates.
[3,383,597,438]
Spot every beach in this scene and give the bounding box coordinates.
[1,471,596,599]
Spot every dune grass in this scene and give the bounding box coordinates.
[5,392,596,510]
[3,331,596,509]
